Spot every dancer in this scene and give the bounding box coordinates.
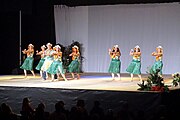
[150,46,163,75]
[108,45,121,80]
[46,45,67,81]
[126,45,142,82]
[35,45,46,78]
[68,45,80,79]
[41,43,54,80]
[20,43,35,78]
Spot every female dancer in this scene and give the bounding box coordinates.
[35,45,46,78]
[68,45,80,79]
[108,45,121,80]
[126,45,142,82]
[41,43,54,80]
[20,43,35,78]
[150,46,163,75]
[46,45,67,81]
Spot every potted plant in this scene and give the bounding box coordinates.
[172,72,180,87]
[137,69,169,92]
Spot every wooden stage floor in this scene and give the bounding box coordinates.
[0,73,177,91]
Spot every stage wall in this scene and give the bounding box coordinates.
[54,3,180,74]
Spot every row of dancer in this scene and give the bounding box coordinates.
[20,43,81,81]
[20,43,163,82]
[108,45,163,82]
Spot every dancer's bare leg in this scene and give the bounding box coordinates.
[77,73,80,79]
[51,74,55,82]
[71,73,75,79]
[57,66,67,81]
[56,73,60,80]
[117,73,121,80]
[61,73,68,81]
[24,70,27,78]
[111,73,115,80]
[138,74,143,83]
[30,70,35,77]
[131,73,133,82]
[40,70,43,78]
[46,72,48,79]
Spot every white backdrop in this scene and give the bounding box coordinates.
[54,3,180,74]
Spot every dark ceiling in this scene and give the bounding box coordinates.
[0,0,179,13]
[52,0,180,6]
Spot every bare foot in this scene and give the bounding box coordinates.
[77,74,80,79]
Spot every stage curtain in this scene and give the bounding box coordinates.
[54,3,180,74]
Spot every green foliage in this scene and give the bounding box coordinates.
[172,72,180,87]
[147,70,164,86]
[137,81,151,91]
[57,41,84,72]
[137,69,169,92]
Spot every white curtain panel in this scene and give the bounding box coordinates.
[54,3,180,74]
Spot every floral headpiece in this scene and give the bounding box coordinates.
[114,45,119,48]
[73,45,79,50]
[41,45,46,48]
[135,45,140,49]
[55,45,61,49]
[46,43,52,47]
[28,44,34,47]
[157,46,163,49]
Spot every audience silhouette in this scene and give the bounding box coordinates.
[0,98,170,120]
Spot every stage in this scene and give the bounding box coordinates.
[0,73,175,91]
[0,73,180,120]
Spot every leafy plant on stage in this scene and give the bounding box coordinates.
[137,80,151,91]
[58,40,84,72]
[172,72,180,87]
[137,68,169,92]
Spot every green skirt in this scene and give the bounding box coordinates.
[35,58,45,71]
[20,57,34,71]
[126,59,141,74]
[68,59,80,73]
[46,60,65,74]
[150,60,163,74]
[108,59,121,73]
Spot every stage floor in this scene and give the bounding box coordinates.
[0,73,176,91]
[0,73,180,120]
